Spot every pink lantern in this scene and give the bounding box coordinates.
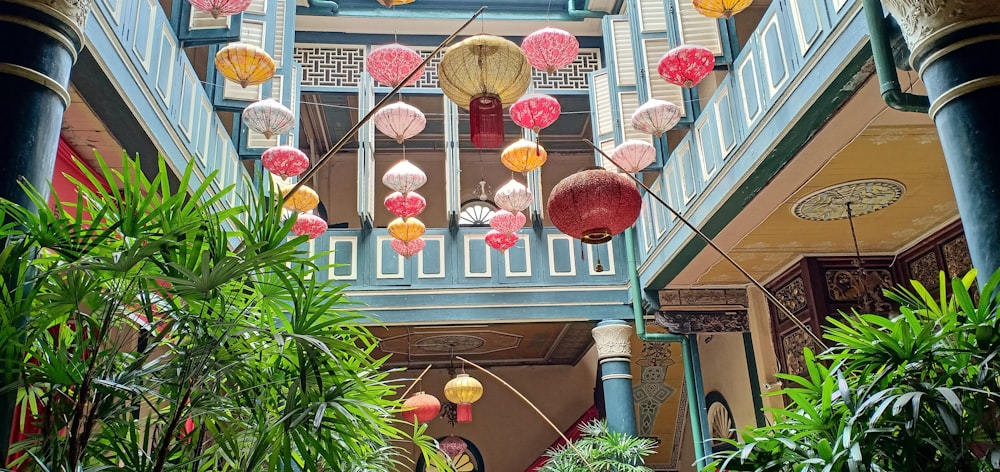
[262,146,309,178]
[439,436,468,460]
[658,45,715,88]
[631,99,683,137]
[509,93,561,133]
[521,27,580,74]
[610,140,657,173]
[291,213,327,239]
[188,0,251,18]
[382,160,427,193]
[373,102,427,144]
[493,179,533,213]
[367,43,425,88]
[489,210,526,233]
[384,191,427,218]
[485,230,519,253]
[243,98,295,139]
[391,237,426,258]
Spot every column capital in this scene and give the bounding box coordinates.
[881,0,1000,63]
[592,320,633,360]
[1,0,90,48]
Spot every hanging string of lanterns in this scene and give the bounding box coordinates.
[485,179,533,253]
[383,159,428,258]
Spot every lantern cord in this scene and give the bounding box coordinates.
[456,356,597,472]
[582,139,828,349]
[399,364,434,400]
[282,6,488,200]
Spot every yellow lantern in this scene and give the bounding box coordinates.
[388,217,426,242]
[377,0,416,6]
[692,0,753,18]
[443,373,483,423]
[501,139,547,173]
[215,42,276,88]
[281,185,319,212]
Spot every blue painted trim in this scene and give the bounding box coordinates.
[297,5,594,21]
[687,334,712,470]
[356,298,633,324]
[294,31,606,49]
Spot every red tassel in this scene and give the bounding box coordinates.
[457,403,473,423]
[470,95,505,149]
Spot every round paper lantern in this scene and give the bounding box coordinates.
[501,139,547,173]
[489,210,526,233]
[610,140,657,173]
[390,237,426,259]
[401,392,441,423]
[547,167,642,244]
[243,98,295,139]
[384,191,426,218]
[521,27,580,74]
[373,102,426,144]
[188,0,251,18]
[693,0,753,18]
[377,0,417,6]
[443,374,484,423]
[485,230,519,253]
[631,99,683,137]
[262,146,309,178]
[438,35,532,149]
[658,45,715,88]
[439,436,468,460]
[281,185,319,212]
[509,93,561,133]
[388,217,426,242]
[382,160,427,193]
[290,212,327,239]
[215,42,275,88]
[493,179,533,212]
[366,43,425,87]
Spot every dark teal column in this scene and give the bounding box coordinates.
[880,1,1000,285]
[592,320,638,435]
[0,0,88,461]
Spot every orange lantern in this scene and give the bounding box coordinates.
[388,217,426,242]
[401,392,441,423]
[443,373,483,423]
[501,139,547,173]
[215,42,276,88]
[280,185,319,212]
[692,0,753,18]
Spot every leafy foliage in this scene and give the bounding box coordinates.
[540,419,657,472]
[0,154,451,472]
[709,270,1000,472]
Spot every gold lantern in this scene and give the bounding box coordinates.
[501,139,547,173]
[376,0,416,6]
[281,185,319,212]
[443,373,483,423]
[388,217,426,242]
[438,35,532,149]
[215,42,276,88]
[692,0,753,18]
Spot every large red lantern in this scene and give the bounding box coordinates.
[520,27,580,74]
[384,191,426,218]
[658,45,715,88]
[546,167,642,244]
[366,43,425,88]
[401,392,441,423]
[262,146,309,178]
[509,93,561,134]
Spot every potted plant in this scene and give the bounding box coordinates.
[540,419,657,472]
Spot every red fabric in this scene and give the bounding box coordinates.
[526,405,599,471]
[470,95,505,149]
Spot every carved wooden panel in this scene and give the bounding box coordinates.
[656,310,750,333]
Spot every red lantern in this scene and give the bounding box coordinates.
[401,392,441,423]
[485,230,519,253]
[521,27,580,74]
[262,146,309,178]
[509,93,561,134]
[291,213,327,239]
[366,43,425,88]
[384,191,426,218]
[489,210,526,233]
[658,45,715,88]
[470,95,506,149]
[440,435,468,460]
[391,237,426,259]
[546,167,642,244]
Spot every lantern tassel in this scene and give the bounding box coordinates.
[470,95,505,148]
[456,403,473,423]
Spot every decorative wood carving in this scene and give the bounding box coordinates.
[655,310,750,334]
[657,288,748,308]
[774,277,808,317]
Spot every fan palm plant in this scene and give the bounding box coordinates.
[540,419,657,472]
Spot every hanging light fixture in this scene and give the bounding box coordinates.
[243,98,295,139]
[188,0,251,18]
[439,435,469,460]
[438,35,532,148]
[261,146,309,178]
[509,93,561,134]
[610,140,657,173]
[384,191,427,218]
[382,160,428,194]
[493,179,533,213]
[489,210,526,234]
[290,212,327,239]
[658,45,715,88]
[401,392,441,423]
[367,43,425,88]
[215,42,276,88]
[501,139,547,173]
[692,0,753,18]
[388,217,426,242]
[443,373,484,422]
[631,99,683,137]
[520,27,580,74]
[485,230,519,253]
[547,167,642,244]
[281,185,320,212]
[390,237,426,259]
[373,102,427,144]
[470,179,492,201]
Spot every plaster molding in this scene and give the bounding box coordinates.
[592,323,633,359]
[2,0,90,48]
[880,0,1000,60]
